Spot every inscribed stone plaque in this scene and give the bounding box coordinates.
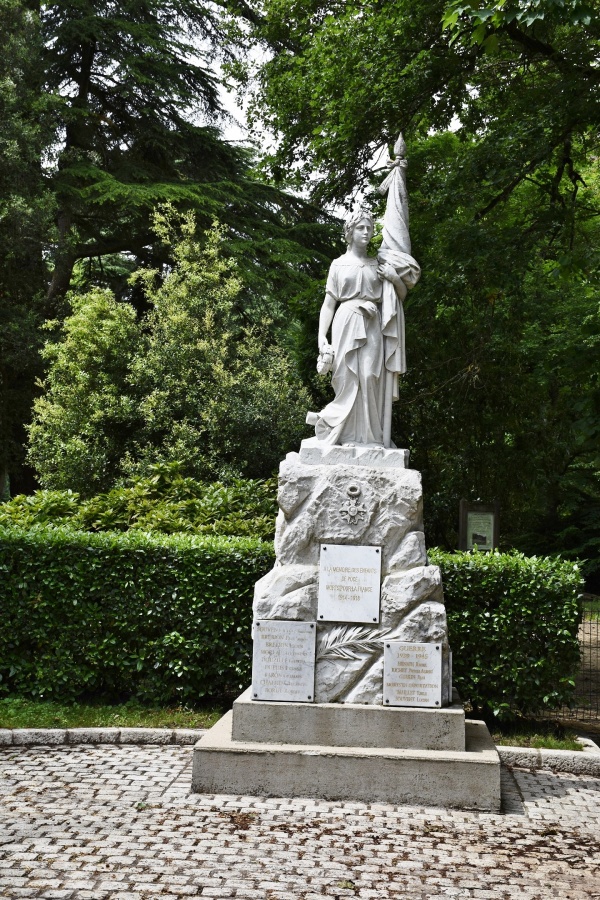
[252,620,316,702]
[383,641,442,708]
[317,544,381,624]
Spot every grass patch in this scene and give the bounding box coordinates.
[490,719,582,751]
[0,698,586,751]
[0,696,223,730]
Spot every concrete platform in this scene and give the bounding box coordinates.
[232,687,466,751]
[192,712,501,810]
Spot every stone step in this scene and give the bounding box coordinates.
[232,687,465,751]
[192,713,501,811]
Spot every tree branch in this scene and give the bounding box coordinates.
[474,128,575,221]
[503,20,600,81]
[214,0,264,29]
[72,237,149,260]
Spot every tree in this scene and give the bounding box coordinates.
[243,0,600,579]
[43,0,234,302]
[127,209,312,482]
[27,288,141,494]
[248,0,600,206]
[2,0,337,494]
[40,0,336,308]
[28,212,311,493]
[0,0,54,496]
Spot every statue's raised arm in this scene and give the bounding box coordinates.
[306,134,420,448]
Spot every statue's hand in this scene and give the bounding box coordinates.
[377,262,398,283]
[317,343,334,375]
[319,337,331,353]
[363,301,378,317]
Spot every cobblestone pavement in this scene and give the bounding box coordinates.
[1,745,600,899]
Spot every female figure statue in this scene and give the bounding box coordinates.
[308,135,421,448]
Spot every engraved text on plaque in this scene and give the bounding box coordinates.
[252,620,316,702]
[317,544,381,624]
[384,641,442,708]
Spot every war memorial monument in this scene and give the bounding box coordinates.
[192,136,501,810]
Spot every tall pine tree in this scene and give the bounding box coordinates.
[1,0,337,492]
[0,0,53,495]
[42,0,335,310]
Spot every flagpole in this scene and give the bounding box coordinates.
[383,370,394,448]
[378,132,416,450]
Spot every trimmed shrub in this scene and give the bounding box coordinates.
[0,525,274,703]
[0,527,582,715]
[431,549,583,718]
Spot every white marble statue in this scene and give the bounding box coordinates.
[307,135,421,448]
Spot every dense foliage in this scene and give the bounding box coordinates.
[398,136,600,581]
[0,0,335,494]
[0,464,277,539]
[242,0,600,583]
[2,0,598,582]
[40,0,334,306]
[431,549,583,718]
[0,1,53,496]
[0,526,274,703]
[0,525,582,715]
[249,0,600,203]
[28,214,311,491]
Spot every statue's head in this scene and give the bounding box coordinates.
[344,208,374,246]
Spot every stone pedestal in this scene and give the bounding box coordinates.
[254,442,451,705]
[232,687,465,750]
[191,691,500,810]
[191,442,501,809]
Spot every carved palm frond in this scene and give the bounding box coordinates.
[316,625,386,661]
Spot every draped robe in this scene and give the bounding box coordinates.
[312,139,421,446]
[315,253,385,445]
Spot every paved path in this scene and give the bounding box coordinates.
[1,745,599,899]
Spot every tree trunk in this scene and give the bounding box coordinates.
[0,465,10,501]
[47,209,75,304]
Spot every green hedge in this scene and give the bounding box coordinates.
[0,525,274,703]
[430,549,583,717]
[0,527,582,715]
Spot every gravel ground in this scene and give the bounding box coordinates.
[1,744,599,899]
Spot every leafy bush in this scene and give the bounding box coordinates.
[0,525,274,703]
[0,463,277,540]
[0,527,582,713]
[27,287,141,495]
[430,549,583,719]
[27,214,311,493]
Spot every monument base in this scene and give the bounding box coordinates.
[298,438,410,468]
[191,691,501,811]
[232,686,465,750]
